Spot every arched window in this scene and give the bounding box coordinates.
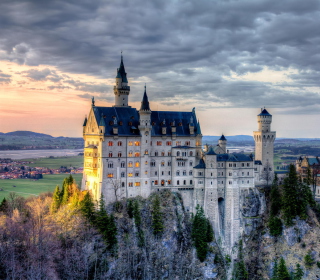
[177,180,180,185]
[108,152,113,157]
[161,161,165,167]
[154,180,158,185]
[117,141,122,146]
[128,161,133,167]
[134,152,140,157]
[155,151,158,156]
[177,151,180,156]
[145,149,148,155]
[108,141,113,146]
[183,170,187,176]
[161,151,165,156]
[183,180,186,185]
[121,172,125,177]
[190,180,193,185]
[121,161,125,168]
[128,151,133,157]
[135,161,140,167]
[135,141,140,146]
[189,170,193,176]
[107,162,113,168]
[176,170,180,176]
[118,152,122,157]
[189,161,193,166]
[189,151,193,156]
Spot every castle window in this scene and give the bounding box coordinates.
[247,163,250,167]
[221,163,224,167]
[233,164,236,167]
[229,181,232,185]
[189,151,193,156]
[222,172,223,176]
[182,152,187,156]
[128,141,133,146]
[145,181,148,185]
[166,141,172,146]
[176,141,181,146]
[185,141,190,146]
[161,161,165,167]
[199,180,203,184]
[135,172,139,177]
[168,161,171,166]
[189,161,193,166]
[155,171,158,176]
[118,141,122,146]
[157,141,162,146]
[135,182,140,187]
[160,151,164,156]
[128,121,132,126]
[145,149,148,155]
[176,171,180,176]
[154,180,158,185]
[108,152,113,157]
[135,161,140,167]
[145,161,148,165]
[121,161,125,168]
[108,162,113,168]
[211,181,213,185]
[109,121,114,125]
[128,173,133,177]
[247,180,249,184]
[183,170,187,176]
[183,180,186,185]
[229,172,232,176]
[229,163,232,167]
[128,151,133,157]
[107,173,114,178]
[168,151,172,156]
[177,151,180,156]
[190,180,193,185]
[218,163,220,167]
[247,172,249,176]
[242,163,245,167]
[135,141,140,146]
[108,141,113,146]
[242,172,244,176]
[118,152,122,157]
[177,180,180,185]
[150,161,155,167]
[168,180,171,185]
[198,172,203,176]
[122,182,125,187]
[155,151,158,156]
[128,162,133,167]
[168,171,171,175]
[189,171,193,175]
[121,172,125,178]
[119,121,123,126]
[152,122,155,126]
[128,182,133,187]
[145,171,148,175]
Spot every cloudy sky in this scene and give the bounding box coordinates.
[1,0,320,137]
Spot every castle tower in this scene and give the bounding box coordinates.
[253,108,276,173]
[138,85,152,197]
[218,134,227,153]
[114,55,130,107]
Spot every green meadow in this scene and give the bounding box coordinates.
[25,155,83,169]
[0,173,82,201]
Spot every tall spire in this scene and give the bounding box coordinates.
[114,53,130,107]
[140,84,150,111]
[116,52,128,83]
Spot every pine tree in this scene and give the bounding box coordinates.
[192,205,208,262]
[50,185,61,213]
[80,191,95,222]
[96,194,109,239]
[106,214,117,250]
[151,195,164,236]
[271,259,278,280]
[233,240,248,280]
[127,199,134,218]
[277,257,290,280]
[0,197,8,213]
[206,218,214,242]
[293,263,303,280]
[270,174,281,216]
[269,216,283,236]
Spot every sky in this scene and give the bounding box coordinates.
[1,0,320,138]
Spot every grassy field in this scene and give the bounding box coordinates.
[0,173,82,201]
[26,155,83,169]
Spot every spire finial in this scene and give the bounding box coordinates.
[144,83,146,91]
[92,96,95,106]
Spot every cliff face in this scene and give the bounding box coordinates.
[106,191,226,280]
[239,187,320,280]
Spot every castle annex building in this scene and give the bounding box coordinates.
[82,56,276,248]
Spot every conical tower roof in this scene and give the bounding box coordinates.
[140,85,150,111]
[116,54,128,83]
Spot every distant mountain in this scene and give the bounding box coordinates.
[203,135,254,143]
[5,131,53,138]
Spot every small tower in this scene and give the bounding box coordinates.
[138,85,152,197]
[253,108,276,173]
[114,54,130,107]
[218,134,227,153]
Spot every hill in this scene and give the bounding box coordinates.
[5,131,53,138]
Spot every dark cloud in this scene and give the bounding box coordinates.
[1,0,320,111]
[0,70,11,83]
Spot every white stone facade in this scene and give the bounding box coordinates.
[82,57,275,250]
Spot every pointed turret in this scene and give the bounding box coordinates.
[114,54,130,107]
[218,134,227,153]
[140,85,150,111]
[83,116,87,126]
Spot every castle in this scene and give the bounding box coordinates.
[82,56,276,248]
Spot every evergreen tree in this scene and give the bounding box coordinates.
[206,218,214,242]
[269,216,283,236]
[192,205,208,262]
[127,199,134,218]
[270,174,281,216]
[271,259,278,280]
[151,195,164,236]
[233,240,248,280]
[50,185,61,213]
[96,194,109,239]
[293,263,303,280]
[133,200,141,227]
[277,258,290,280]
[80,191,95,222]
[0,197,8,213]
[106,214,118,250]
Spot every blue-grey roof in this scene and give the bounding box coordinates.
[275,171,288,174]
[83,116,87,126]
[219,134,226,141]
[217,153,253,162]
[116,55,128,83]
[254,160,262,165]
[307,158,320,165]
[194,159,206,169]
[206,146,217,155]
[140,86,150,111]
[258,108,271,116]
[91,106,201,137]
